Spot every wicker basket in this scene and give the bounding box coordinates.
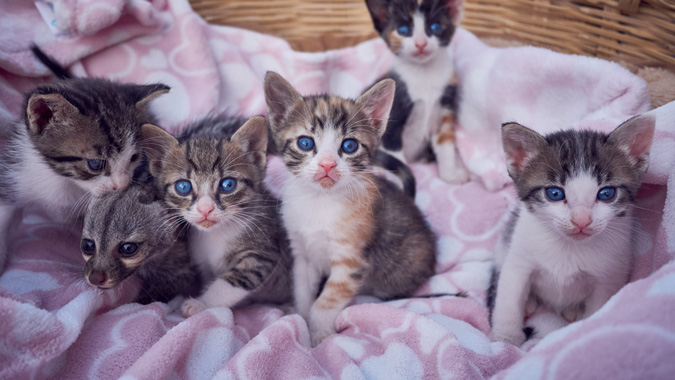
[191,0,674,69]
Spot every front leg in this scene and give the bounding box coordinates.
[581,278,626,320]
[491,256,533,346]
[181,250,275,317]
[308,253,366,347]
[293,255,323,321]
[0,204,20,272]
[432,110,469,185]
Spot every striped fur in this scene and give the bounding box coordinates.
[264,72,437,346]
[142,116,293,316]
[491,116,655,346]
[81,185,199,304]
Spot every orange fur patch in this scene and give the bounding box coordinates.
[315,280,358,310]
[331,256,364,270]
[387,30,403,54]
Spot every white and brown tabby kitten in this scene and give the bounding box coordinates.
[490,115,655,346]
[142,116,293,317]
[81,185,199,304]
[0,58,170,272]
[264,71,437,347]
[365,0,468,184]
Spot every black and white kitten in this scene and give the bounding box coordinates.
[365,0,468,184]
[0,49,170,272]
[490,115,655,346]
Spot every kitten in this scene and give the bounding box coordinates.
[490,115,655,346]
[81,185,199,304]
[264,71,437,347]
[0,51,170,272]
[365,0,468,184]
[141,115,293,316]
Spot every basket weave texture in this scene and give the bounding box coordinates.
[190,0,674,68]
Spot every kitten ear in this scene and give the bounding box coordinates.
[125,83,171,108]
[365,0,389,33]
[501,122,546,178]
[608,114,656,173]
[445,0,465,24]
[230,116,268,169]
[140,123,178,176]
[355,78,396,137]
[26,93,80,135]
[264,71,302,132]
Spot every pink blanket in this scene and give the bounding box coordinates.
[1,1,675,379]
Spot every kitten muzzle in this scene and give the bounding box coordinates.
[198,219,217,229]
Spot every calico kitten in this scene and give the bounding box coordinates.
[264,71,437,347]
[81,185,198,304]
[365,0,468,184]
[490,115,655,346]
[0,53,170,272]
[142,116,293,316]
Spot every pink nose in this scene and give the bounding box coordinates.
[415,40,427,50]
[197,203,214,217]
[89,270,107,286]
[319,159,337,174]
[572,214,592,231]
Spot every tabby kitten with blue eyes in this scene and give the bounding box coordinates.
[490,115,655,346]
[264,71,436,347]
[80,185,198,304]
[365,0,468,184]
[0,49,170,272]
[141,116,293,316]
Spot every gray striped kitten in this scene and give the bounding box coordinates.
[81,185,199,304]
[264,71,437,346]
[142,116,293,316]
[0,78,169,273]
[490,115,655,346]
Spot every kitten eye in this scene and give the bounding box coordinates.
[220,178,237,193]
[81,239,96,255]
[545,187,565,201]
[175,180,193,195]
[397,25,412,37]
[430,23,443,35]
[130,154,139,162]
[341,139,359,154]
[87,159,106,171]
[597,187,616,201]
[118,242,138,257]
[297,136,315,151]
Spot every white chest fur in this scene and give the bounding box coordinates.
[189,225,240,276]
[392,52,455,160]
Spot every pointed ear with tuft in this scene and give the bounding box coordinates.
[264,71,302,132]
[608,114,656,174]
[355,78,396,138]
[26,93,80,135]
[445,0,465,24]
[126,83,171,108]
[140,124,178,176]
[501,122,546,179]
[230,116,269,170]
[365,0,390,33]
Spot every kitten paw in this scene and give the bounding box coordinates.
[309,321,336,347]
[562,306,583,323]
[525,296,539,318]
[438,165,469,185]
[491,328,527,346]
[181,298,207,318]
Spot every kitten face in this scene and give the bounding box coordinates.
[264,72,395,193]
[144,117,268,231]
[24,79,169,196]
[365,0,463,63]
[81,186,176,289]
[502,116,655,242]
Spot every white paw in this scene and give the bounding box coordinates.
[562,306,583,323]
[491,326,527,346]
[309,319,336,347]
[181,298,207,318]
[439,164,470,185]
[525,296,538,318]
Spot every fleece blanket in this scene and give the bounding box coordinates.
[1,1,674,379]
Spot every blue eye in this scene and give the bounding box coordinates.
[430,23,443,35]
[87,159,106,171]
[175,180,192,195]
[597,187,616,201]
[341,139,358,154]
[220,178,237,193]
[545,187,565,201]
[297,136,315,151]
[397,25,411,37]
[118,242,138,257]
